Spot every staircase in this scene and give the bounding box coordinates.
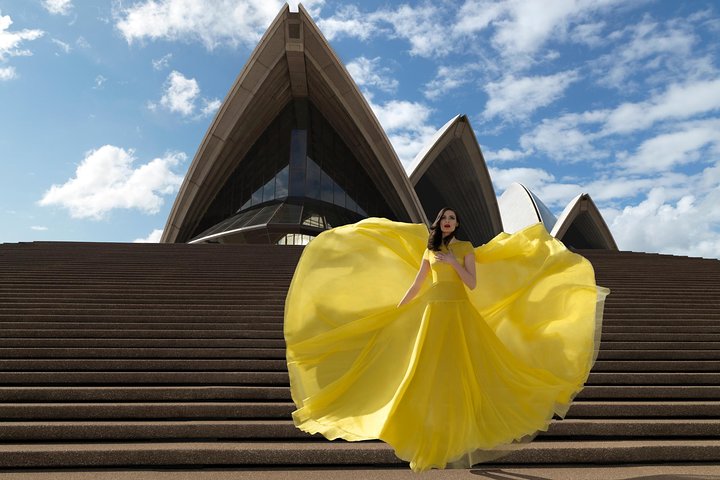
[0,242,718,469]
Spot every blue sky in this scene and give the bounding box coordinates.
[1,0,719,258]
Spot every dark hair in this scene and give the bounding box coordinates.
[427,207,460,251]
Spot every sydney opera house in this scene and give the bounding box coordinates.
[0,3,716,474]
[160,4,617,250]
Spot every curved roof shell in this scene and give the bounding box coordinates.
[498,182,557,234]
[552,193,618,250]
[409,115,503,245]
[161,5,426,243]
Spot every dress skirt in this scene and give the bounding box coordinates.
[284,218,609,471]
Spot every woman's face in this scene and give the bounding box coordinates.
[439,209,458,236]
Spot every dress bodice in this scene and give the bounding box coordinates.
[423,240,474,284]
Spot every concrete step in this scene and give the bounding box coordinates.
[0,418,717,441]
[0,403,296,420]
[3,347,719,360]
[602,325,720,333]
[0,339,287,348]
[0,321,284,328]
[0,359,289,371]
[0,314,284,322]
[598,342,720,350]
[600,333,720,341]
[579,386,720,399]
[601,312,720,319]
[567,401,720,417]
[0,371,290,384]
[0,386,292,402]
[0,329,285,339]
[0,359,716,373]
[0,371,714,386]
[592,360,720,372]
[0,292,287,300]
[587,373,720,385]
[5,338,720,350]
[0,440,718,468]
[0,385,716,403]
[7,320,717,329]
[544,418,720,437]
[0,348,288,359]
[0,305,281,314]
[597,350,720,360]
[0,400,716,420]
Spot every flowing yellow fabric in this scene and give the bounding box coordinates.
[284,218,609,472]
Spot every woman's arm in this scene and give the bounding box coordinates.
[397,258,430,307]
[435,252,476,289]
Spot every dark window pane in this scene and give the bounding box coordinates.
[288,129,307,197]
[262,177,275,202]
[346,195,359,214]
[276,166,289,198]
[251,188,263,206]
[306,157,321,200]
[191,100,293,238]
[271,202,302,224]
[333,182,346,208]
[302,212,325,228]
[248,204,281,226]
[321,170,333,203]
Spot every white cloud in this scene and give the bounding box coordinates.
[423,63,480,100]
[317,5,377,41]
[30,226,48,231]
[621,119,720,173]
[369,98,432,133]
[39,145,185,220]
[43,0,73,16]
[0,65,15,80]
[483,70,580,121]
[483,147,531,162]
[489,166,555,193]
[609,185,720,258]
[454,0,507,35]
[602,78,720,135]
[455,0,624,69]
[346,56,398,93]
[152,53,172,70]
[75,36,90,49]
[201,98,221,116]
[569,21,606,47]
[115,0,325,50]
[134,229,164,243]
[0,12,44,61]
[51,38,71,54]
[94,74,107,89]
[381,4,453,57]
[319,3,454,57]
[522,79,720,163]
[366,96,436,168]
[584,176,660,203]
[593,16,704,90]
[150,70,218,118]
[520,110,609,162]
[159,70,199,115]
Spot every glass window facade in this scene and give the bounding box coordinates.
[277,233,315,245]
[190,99,393,243]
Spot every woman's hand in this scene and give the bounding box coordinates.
[434,252,458,265]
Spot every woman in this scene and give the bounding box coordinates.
[284,208,608,472]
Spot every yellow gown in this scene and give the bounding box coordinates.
[284,218,609,472]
